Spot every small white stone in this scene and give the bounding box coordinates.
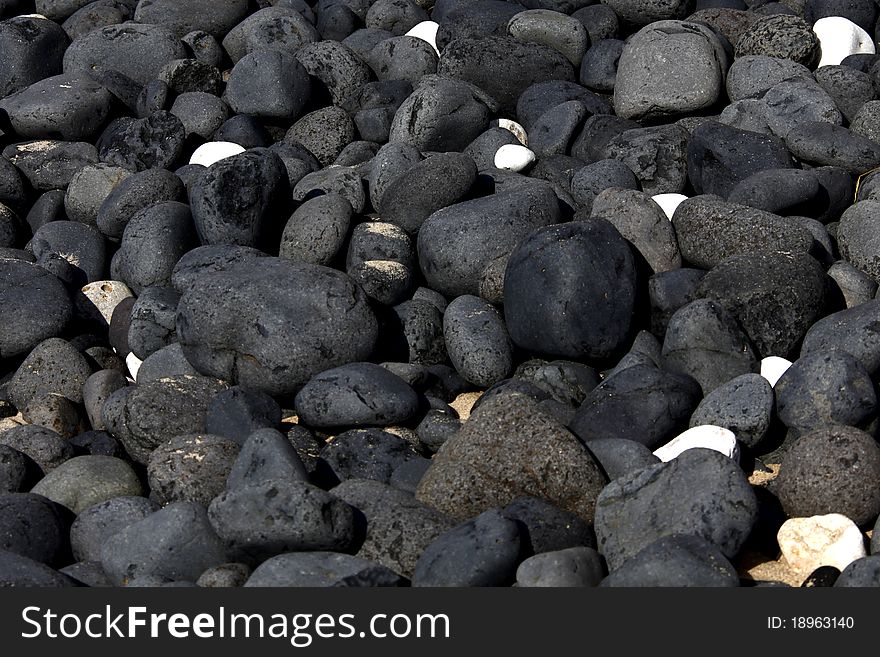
[18,14,49,19]
[126,352,143,382]
[493,118,529,146]
[189,141,245,167]
[651,193,688,220]
[761,356,793,387]
[653,425,739,462]
[76,280,134,326]
[777,513,867,581]
[494,144,536,172]
[405,20,440,55]
[813,17,875,68]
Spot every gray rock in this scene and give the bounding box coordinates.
[101,501,228,585]
[784,122,880,174]
[176,258,378,397]
[516,546,605,587]
[835,555,880,586]
[208,480,355,561]
[147,434,241,506]
[725,55,812,101]
[761,79,843,140]
[0,492,72,566]
[734,15,820,69]
[0,16,69,98]
[132,0,249,39]
[800,299,880,375]
[828,261,877,309]
[814,64,873,123]
[296,40,372,108]
[585,438,661,481]
[101,374,227,465]
[443,295,513,388]
[412,509,523,586]
[694,250,828,359]
[594,448,758,569]
[294,362,420,428]
[690,373,774,449]
[317,428,425,487]
[389,75,498,152]
[838,200,880,283]
[225,428,309,491]
[0,73,114,142]
[0,424,74,472]
[661,299,759,395]
[221,6,319,63]
[600,534,739,587]
[333,478,455,577]
[0,445,42,493]
[416,392,608,523]
[507,9,590,66]
[0,550,76,587]
[775,425,880,526]
[279,194,352,266]
[204,388,282,445]
[418,182,560,298]
[603,124,689,195]
[30,456,143,514]
[196,562,251,587]
[671,196,815,269]
[614,21,725,121]
[70,496,157,563]
[3,140,98,191]
[244,552,404,587]
[589,188,681,273]
[97,167,185,240]
[136,343,200,383]
[7,337,92,409]
[64,164,130,227]
[570,159,640,213]
[776,350,876,436]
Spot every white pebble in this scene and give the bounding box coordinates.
[189,141,246,167]
[813,16,875,68]
[761,356,793,387]
[494,144,536,172]
[18,14,49,19]
[126,352,143,383]
[651,193,688,220]
[493,118,529,146]
[653,425,739,462]
[777,514,867,581]
[77,280,134,326]
[405,20,440,56]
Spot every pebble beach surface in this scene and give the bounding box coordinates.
[2,0,880,588]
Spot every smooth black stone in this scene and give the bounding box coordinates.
[101,374,227,465]
[569,364,702,449]
[221,6,320,64]
[661,298,759,395]
[67,430,123,458]
[110,201,198,295]
[214,115,272,148]
[584,438,660,481]
[135,343,199,384]
[776,350,876,435]
[135,79,169,118]
[580,38,624,92]
[224,48,311,121]
[690,373,774,449]
[101,501,228,585]
[170,244,268,295]
[294,362,420,428]
[379,153,476,235]
[443,295,512,388]
[225,428,309,491]
[412,509,522,586]
[0,492,73,566]
[801,565,841,587]
[63,23,188,85]
[0,445,42,493]
[3,140,98,191]
[501,496,596,555]
[0,549,77,587]
[389,74,498,152]
[97,167,185,240]
[504,219,637,361]
[69,496,157,562]
[595,448,758,569]
[570,159,639,213]
[835,556,880,586]
[601,534,739,587]
[189,149,290,251]
[513,360,599,407]
[517,80,611,136]
[0,16,69,98]
[204,388,282,446]
[244,552,403,587]
[800,298,880,375]
[168,91,228,140]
